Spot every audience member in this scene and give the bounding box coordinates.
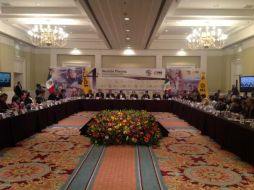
[0,93,9,113]
[214,95,227,111]
[130,91,138,100]
[214,89,221,101]
[228,96,242,113]
[95,89,104,99]
[85,90,94,99]
[231,85,239,96]
[152,91,161,100]
[116,90,126,100]
[14,81,22,97]
[24,92,33,105]
[35,90,45,104]
[163,90,171,100]
[11,95,21,110]
[242,98,254,118]
[141,90,150,100]
[106,90,115,99]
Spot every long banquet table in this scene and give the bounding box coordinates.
[0,99,253,166]
[171,101,254,166]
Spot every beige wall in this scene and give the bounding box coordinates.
[102,55,156,68]
[0,42,15,93]
[207,56,225,93]
[0,36,50,96]
[57,54,95,67]
[31,53,50,90]
[241,47,254,75]
[162,56,200,68]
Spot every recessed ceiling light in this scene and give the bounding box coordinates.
[124,17,130,21]
[70,48,82,55]
[126,37,131,40]
[177,49,186,56]
[125,29,131,32]
[123,48,135,56]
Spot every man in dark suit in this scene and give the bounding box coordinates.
[95,89,104,99]
[130,91,138,100]
[153,91,161,100]
[14,81,22,97]
[141,90,150,100]
[106,90,115,99]
[116,90,126,100]
[163,90,171,100]
[85,90,94,99]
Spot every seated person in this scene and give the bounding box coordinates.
[24,92,33,105]
[85,90,94,99]
[228,96,242,113]
[106,90,115,99]
[141,90,150,100]
[48,91,58,101]
[214,95,227,111]
[163,90,171,100]
[242,98,254,118]
[11,95,21,110]
[190,89,201,102]
[130,91,138,100]
[153,91,161,100]
[35,90,45,104]
[116,90,126,100]
[95,89,104,99]
[20,90,27,103]
[0,93,9,113]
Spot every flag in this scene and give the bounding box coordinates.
[198,72,208,97]
[163,78,171,92]
[46,69,55,93]
[82,68,91,94]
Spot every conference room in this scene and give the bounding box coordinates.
[0,0,254,189]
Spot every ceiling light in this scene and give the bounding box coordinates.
[126,37,131,41]
[177,49,186,56]
[125,29,131,32]
[186,26,227,49]
[70,48,81,55]
[27,25,68,47]
[124,17,130,21]
[18,18,80,25]
[176,20,234,27]
[123,48,135,56]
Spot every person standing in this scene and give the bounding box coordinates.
[14,81,22,97]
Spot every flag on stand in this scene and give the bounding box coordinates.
[46,69,55,93]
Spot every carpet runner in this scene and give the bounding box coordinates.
[61,145,166,190]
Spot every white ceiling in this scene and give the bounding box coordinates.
[0,0,254,50]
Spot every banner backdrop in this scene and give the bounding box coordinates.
[165,68,201,95]
[47,67,206,97]
[96,68,165,92]
[47,67,96,97]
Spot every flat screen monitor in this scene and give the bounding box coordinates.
[239,76,254,92]
[0,72,11,87]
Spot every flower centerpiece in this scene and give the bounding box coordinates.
[85,110,162,145]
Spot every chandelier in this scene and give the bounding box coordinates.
[27,25,68,47]
[186,26,227,49]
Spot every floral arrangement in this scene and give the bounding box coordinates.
[86,110,162,145]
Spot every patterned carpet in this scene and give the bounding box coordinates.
[0,111,253,190]
[0,112,95,190]
[62,145,166,190]
[152,112,254,190]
